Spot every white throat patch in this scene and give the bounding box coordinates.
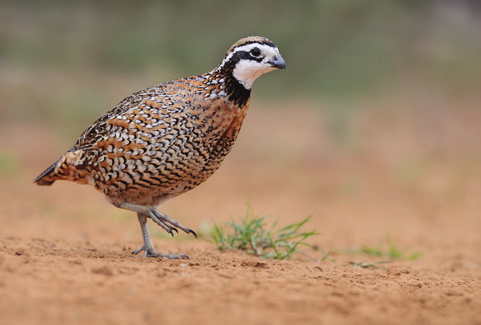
[233,60,276,89]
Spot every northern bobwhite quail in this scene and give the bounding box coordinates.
[34,36,286,259]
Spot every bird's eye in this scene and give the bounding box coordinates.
[250,48,261,57]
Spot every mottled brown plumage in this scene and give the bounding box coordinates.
[35,36,285,258]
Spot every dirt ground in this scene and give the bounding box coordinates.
[1,104,481,325]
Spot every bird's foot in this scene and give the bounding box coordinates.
[131,245,189,259]
[149,209,197,238]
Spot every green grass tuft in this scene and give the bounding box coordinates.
[210,205,319,260]
[349,235,422,268]
[356,235,421,260]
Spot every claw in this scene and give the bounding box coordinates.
[187,229,197,238]
[131,248,142,255]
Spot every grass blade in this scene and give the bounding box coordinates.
[210,206,319,260]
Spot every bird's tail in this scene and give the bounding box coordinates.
[34,160,60,186]
[34,151,92,186]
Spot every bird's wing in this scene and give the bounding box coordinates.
[72,93,142,152]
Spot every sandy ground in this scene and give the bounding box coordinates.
[1,105,481,325]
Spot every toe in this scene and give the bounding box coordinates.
[187,229,197,238]
[162,254,189,259]
[131,247,144,255]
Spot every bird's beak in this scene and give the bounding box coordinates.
[268,55,286,70]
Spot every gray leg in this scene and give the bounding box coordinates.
[132,213,189,259]
[117,203,196,258]
[132,213,190,259]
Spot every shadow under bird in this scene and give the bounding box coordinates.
[34,36,286,259]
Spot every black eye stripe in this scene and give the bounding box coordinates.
[248,56,263,63]
[231,51,263,63]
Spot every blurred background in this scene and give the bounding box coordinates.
[1,1,480,251]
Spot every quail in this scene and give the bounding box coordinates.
[34,36,286,259]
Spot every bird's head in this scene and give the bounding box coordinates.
[216,36,286,90]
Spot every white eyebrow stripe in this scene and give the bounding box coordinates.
[232,43,264,53]
[217,43,279,70]
[232,43,278,55]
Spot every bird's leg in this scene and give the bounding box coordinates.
[117,203,196,259]
[131,213,189,259]
[132,213,157,256]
